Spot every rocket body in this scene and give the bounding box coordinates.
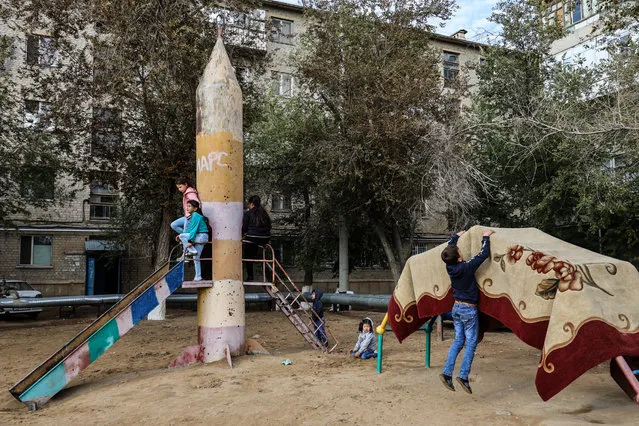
[195,35,245,362]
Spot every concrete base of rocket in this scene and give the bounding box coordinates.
[170,325,245,368]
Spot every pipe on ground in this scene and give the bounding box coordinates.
[0,293,390,309]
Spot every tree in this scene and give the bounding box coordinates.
[6,0,264,266]
[282,0,481,281]
[467,0,639,263]
[246,94,338,286]
[0,19,76,224]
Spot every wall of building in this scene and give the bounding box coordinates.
[2,1,470,298]
[0,231,86,296]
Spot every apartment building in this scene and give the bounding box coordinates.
[543,0,632,66]
[0,1,487,297]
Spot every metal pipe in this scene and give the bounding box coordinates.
[0,292,390,309]
[319,293,390,309]
[0,293,274,308]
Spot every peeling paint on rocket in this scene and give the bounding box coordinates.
[194,32,245,363]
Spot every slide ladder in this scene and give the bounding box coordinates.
[243,243,338,353]
[9,261,184,410]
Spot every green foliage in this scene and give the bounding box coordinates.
[246,94,338,273]
[0,29,75,223]
[248,0,475,280]
[6,0,263,262]
[468,0,639,264]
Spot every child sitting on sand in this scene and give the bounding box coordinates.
[351,317,377,359]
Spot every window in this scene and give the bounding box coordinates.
[89,196,115,220]
[271,18,293,44]
[541,1,566,27]
[272,72,294,97]
[93,44,114,86]
[24,100,53,130]
[21,167,55,200]
[571,0,583,24]
[210,8,267,50]
[411,241,446,256]
[235,67,249,86]
[26,34,56,67]
[555,6,565,26]
[89,181,116,220]
[19,236,52,266]
[92,107,122,155]
[272,194,291,211]
[442,51,459,87]
[271,238,295,267]
[411,241,430,256]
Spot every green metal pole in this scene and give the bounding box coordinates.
[425,324,431,368]
[376,332,383,374]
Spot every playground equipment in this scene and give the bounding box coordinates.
[178,20,246,364]
[384,226,639,404]
[171,241,339,369]
[9,242,336,410]
[611,356,639,404]
[375,313,435,374]
[10,24,336,411]
[9,262,178,410]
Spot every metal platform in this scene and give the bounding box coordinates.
[182,280,213,289]
[242,281,272,286]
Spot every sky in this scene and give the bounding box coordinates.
[279,0,500,43]
[435,0,501,43]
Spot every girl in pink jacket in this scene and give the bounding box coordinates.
[171,176,201,235]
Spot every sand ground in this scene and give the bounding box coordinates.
[1,308,637,425]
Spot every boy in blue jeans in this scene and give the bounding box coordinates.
[439,228,494,394]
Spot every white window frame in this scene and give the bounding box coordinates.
[271,17,293,44]
[442,51,460,87]
[272,193,292,211]
[26,34,57,67]
[24,99,54,131]
[19,235,53,266]
[272,72,295,97]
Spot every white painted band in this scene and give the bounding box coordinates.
[201,201,243,241]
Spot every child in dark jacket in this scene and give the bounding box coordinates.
[439,228,494,394]
[311,289,328,346]
[351,317,377,359]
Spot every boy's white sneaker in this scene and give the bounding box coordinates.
[187,246,198,254]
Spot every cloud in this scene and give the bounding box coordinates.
[433,0,501,42]
[278,0,501,43]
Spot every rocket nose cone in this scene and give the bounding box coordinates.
[200,37,239,87]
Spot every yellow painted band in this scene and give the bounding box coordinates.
[212,240,242,282]
[196,132,243,203]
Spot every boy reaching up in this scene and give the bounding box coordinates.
[439,228,494,394]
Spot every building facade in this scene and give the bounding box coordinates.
[0,1,487,297]
[543,0,632,66]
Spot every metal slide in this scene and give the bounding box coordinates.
[9,261,183,411]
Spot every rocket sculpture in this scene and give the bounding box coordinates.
[173,29,245,366]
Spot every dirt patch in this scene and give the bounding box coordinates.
[1,309,636,425]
